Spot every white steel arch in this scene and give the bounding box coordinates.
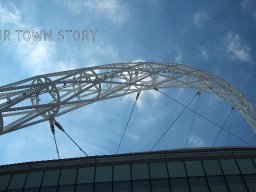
[0,62,255,135]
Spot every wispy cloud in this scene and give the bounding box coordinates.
[0,3,22,26]
[132,58,146,63]
[1,2,120,76]
[200,47,208,59]
[241,0,250,9]
[62,0,128,24]
[14,36,79,75]
[174,53,183,63]
[175,88,185,99]
[193,11,209,27]
[188,134,206,147]
[226,32,252,63]
[240,0,256,19]
[3,127,53,164]
[126,132,140,141]
[207,94,221,107]
[83,41,119,66]
[124,89,160,109]
[0,3,79,75]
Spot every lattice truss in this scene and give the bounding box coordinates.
[0,62,255,135]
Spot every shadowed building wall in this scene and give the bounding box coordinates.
[0,147,256,192]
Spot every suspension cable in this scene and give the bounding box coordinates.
[227,111,234,145]
[54,120,89,156]
[50,123,60,159]
[185,92,201,147]
[212,107,235,146]
[150,90,200,151]
[155,89,221,126]
[116,91,140,154]
[155,88,251,146]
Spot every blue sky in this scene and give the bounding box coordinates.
[0,0,256,165]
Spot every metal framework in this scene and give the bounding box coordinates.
[0,62,255,135]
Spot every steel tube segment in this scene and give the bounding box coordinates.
[0,62,255,135]
[0,112,3,134]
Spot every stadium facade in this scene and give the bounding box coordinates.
[0,147,256,192]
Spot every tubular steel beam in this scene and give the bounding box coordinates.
[0,62,255,134]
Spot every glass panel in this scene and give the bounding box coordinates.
[132,164,149,180]
[6,190,24,192]
[23,188,40,192]
[244,175,256,192]
[220,159,240,175]
[226,175,247,192]
[94,182,112,192]
[114,164,130,181]
[189,177,210,192]
[41,170,60,187]
[132,180,151,192]
[167,162,186,178]
[151,179,170,192]
[113,181,131,192]
[0,175,11,191]
[170,178,190,192]
[58,184,75,192]
[76,183,94,192]
[59,169,77,185]
[95,166,112,182]
[237,159,256,174]
[40,186,57,192]
[150,162,168,179]
[203,160,222,176]
[207,176,228,192]
[8,173,27,190]
[24,171,43,188]
[77,167,95,184]
[185,161,204,177]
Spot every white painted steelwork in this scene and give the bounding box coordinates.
[0,62,255,134]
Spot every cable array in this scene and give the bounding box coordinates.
[154,89,251,146]
[150,89,200,150]
[212,107,235,146]
[185,92,201,147]
[49,119,88,159]
[52,90,251,159]
[116,91,140,154]
[50,123,60,159]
